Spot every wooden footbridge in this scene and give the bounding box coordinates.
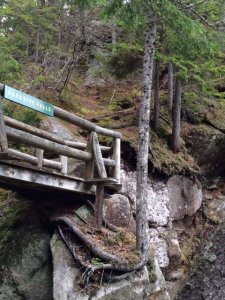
[0,84,121,229]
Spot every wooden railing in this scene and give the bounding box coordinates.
[0,85,122,230]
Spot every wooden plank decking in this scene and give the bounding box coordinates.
[0,83,122,228]
[0,160,96,194]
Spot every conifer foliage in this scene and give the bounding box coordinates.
[0,0,225,266]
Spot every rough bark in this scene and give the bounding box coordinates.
[35,21,40,63]
[167,62,174,111]
[153,59,160,131]
[136,11,156,255]
[171,78,182,153]
[111,23,117,45]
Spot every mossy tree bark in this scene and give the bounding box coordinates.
[167,62,174,112]
[171,77,182,153]
[136,10,156,256]
[153,59,160,131]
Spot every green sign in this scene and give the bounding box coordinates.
[3,85,54,116]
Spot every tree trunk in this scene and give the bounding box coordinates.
[153,59,160,131]
[171,78,182,153]
[167,62,174,111]
[136,11,156,255]
[111,23,117,45]
[35,21,40,63]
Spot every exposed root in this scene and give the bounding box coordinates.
[57,224,133,285]
[53,215,149,282]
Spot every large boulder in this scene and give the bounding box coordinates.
[0,193,53,300]
[104,194,136,231]
[167,176,202,221]
[51,233,170,300]
[120,170,202,226]
[120,170,170,227]
[176,221,225,300]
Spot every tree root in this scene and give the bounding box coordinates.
[57,224,138,285]
[53,215,149,274]
[53,216,118,262]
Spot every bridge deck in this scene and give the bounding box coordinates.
[0,160,96,194]
[0,83,122,229]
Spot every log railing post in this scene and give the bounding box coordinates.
[84,132,94,180]
[110,138,121,183]
[60,155,68,174]
[92,132,107,179]
[35,148,44,169]
[0,100,8,158]
[94,183,105,231]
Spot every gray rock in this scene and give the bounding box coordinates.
[204,196,225,223]
[51,233,167,300]
[0,202,53,300]
[167,269,185,281]
[149,229,169,268]
[104,194,136,231]
[145,258,170,300]
[176,221,225,300]
[41,117,85,142]
[120,169,170,227]
[167,176,202,221]
[167,238,181,260]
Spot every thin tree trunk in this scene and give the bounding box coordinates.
[111,23,117,45]
[167,62,174,111]
[171,78,182,153]
[153,59,160,131]
[35,21,40,63]
[136,11,156,255]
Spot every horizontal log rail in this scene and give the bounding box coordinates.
[4,116,111,153]
[0,83,122,230]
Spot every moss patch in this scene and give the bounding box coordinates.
[0,201,24,241]
[0,188,9,204]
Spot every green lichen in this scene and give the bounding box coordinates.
[148,265,157,283]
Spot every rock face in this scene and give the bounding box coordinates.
[0,194,53,300]
[104,194,136,232]
[183,123,225,176]
[121,170,202,226]
[120,170,170,227]
[176,221,225,300]
[120,168,204,298]
[167,176,202,221]
[51,233,170,300]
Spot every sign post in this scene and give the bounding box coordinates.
[0,99,8,158]
[3,85,54,116]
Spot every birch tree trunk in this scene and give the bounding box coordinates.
[167,62,174,111]
[136,11,156,255]
[153,59,160,131]
[171,78,182,153]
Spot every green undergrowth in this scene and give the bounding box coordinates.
[3,101,41,126]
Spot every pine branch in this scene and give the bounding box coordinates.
[187,0,208,8]
[176,0,224,31]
